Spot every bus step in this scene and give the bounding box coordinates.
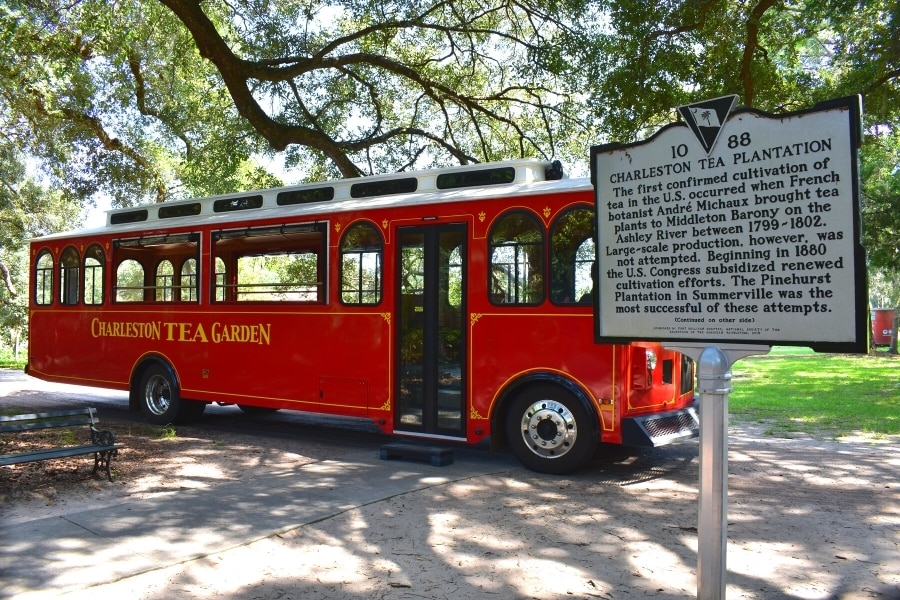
[380,442,454,467]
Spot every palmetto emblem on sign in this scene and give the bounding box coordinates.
[677,95,739,155]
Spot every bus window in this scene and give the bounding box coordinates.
[116,259,145,302]
[34,250,54,305]
[214,257,226,302]
[181,258,198,302]
[340,222,383,305]
[156,260,175,302]
[83,244,105,305]
[113,233,199,303]
[213,223,327,303]
[489,211,544,305]
[550,207,596,305]
[59,246,80,305]
[447,245,463,308]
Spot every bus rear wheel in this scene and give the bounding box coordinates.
[505,384,598,474]
[138,363,205,425]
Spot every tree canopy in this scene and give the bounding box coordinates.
[2,0,896,201]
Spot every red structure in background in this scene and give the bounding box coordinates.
[872,308,896,346]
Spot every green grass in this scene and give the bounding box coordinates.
[152,424,178,439]
[0,355,25,369]
[729,347,900,440]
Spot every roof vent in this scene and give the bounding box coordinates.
[545,160,564,180]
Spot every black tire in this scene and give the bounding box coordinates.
[138,363,205,425]
[504,383,598,475]
[181,399,207,421]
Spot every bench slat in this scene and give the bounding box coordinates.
[0,408,98,422]
[0,408,98,433]
[0,407,120,481]
[0,444,122,466]
[0,418,94,433]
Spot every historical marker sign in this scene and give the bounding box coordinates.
[591,96,866,353]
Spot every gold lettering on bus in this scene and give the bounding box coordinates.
[91,318,162,340]
[90,318,271,346]
[210,322,271,345]
[163,321,208,343]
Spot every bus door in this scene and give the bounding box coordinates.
[396,224,467,438]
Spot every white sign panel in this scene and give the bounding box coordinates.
[591,96,866,352]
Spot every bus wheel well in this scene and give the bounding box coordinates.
[131,357,205,424]
[493,375,600,474]
[491,375,597,450]
[128,357,176,412]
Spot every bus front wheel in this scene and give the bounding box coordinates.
[505,384,598,475]
[138,363,205,425]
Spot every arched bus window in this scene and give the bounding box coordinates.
[116,259,146,302]
[34,250,54,305]
[156,260,175,302]
[550,207,596,305]
[181,258,198,302]
[214,257,227,302]
[340,221,383,305]
[113,233,199,303]
[83,244,105,305]
[59,246,80,305]
[489,210,544,305]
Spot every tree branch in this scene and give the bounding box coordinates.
[156,0,365,175]
[0,261,16,298]
[128,52,194,159]
[155,0,576,175]
[24,85,170,203]
[740,0,780,107]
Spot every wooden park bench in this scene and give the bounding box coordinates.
[0,408,122,482]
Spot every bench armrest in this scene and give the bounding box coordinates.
[90,427,117,447]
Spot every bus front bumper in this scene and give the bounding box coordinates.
[620,401,700,447]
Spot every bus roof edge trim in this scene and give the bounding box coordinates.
[104,159,559,227]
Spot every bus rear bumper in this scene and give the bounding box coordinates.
[621,401,699,447]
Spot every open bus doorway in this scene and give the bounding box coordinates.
[396,224,467,439]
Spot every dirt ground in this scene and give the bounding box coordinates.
[1,371,898,599]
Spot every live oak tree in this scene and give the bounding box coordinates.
[0,0,282,208]
[154,0,588,180]
[3,0,896,200]
[0,143,81,357]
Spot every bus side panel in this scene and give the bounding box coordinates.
[28,308,133,391]
[624,344,695,416]
[172,310,390,417]
[28,307,391,419]
[469,311,621,441]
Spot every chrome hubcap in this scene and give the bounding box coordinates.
[519,400,577,459]
[144,374,171,416]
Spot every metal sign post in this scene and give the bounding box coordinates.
[672,344,769,599]
[697,346,731,599]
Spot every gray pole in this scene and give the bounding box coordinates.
[696,346,732,599]
[668,344,769,599]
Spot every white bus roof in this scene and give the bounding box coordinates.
[36,159,592,241]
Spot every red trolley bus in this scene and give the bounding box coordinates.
[26,159,697,473]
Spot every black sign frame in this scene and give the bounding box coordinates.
[590,96,867,354]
